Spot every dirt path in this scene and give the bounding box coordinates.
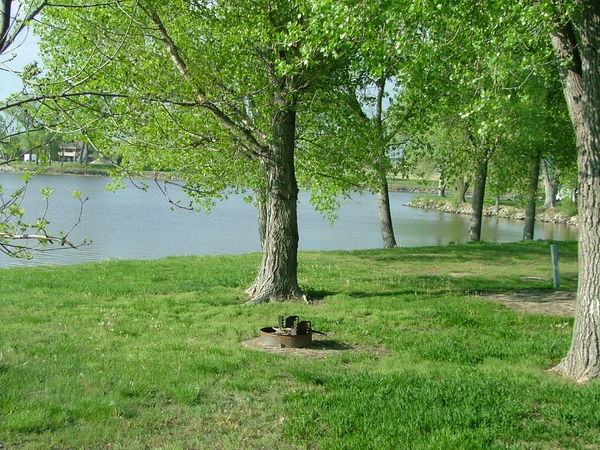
[479,289,576,316]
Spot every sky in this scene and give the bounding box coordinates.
[0,28,40,100]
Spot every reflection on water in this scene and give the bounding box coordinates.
[0,173,578,268]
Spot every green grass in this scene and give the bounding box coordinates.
[388,177,439,191]
[1,241,598,448]
[414,194,555,212]
[43,163,114,176]
[557,198,578,217]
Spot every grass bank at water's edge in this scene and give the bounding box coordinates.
[1,241,599,448]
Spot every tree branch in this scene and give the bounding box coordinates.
[1,0,47,54]
[0,233,76,247]
[0,91,204,112]
[142,3,265,159]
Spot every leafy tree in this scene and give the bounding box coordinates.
[546,0,600,382]
[394,1,531,241]
[34,0,367,303]
[508,82,575,240]
[336,77,402,248]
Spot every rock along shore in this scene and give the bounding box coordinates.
[407,197,579,227]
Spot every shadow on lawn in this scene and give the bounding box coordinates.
[305,289,335,300]
[346,279,560,301]
[348,241,577,263]
[310,340,354,351]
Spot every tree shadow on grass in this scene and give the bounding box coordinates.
[305,289,335,301]
[347,241,578,264]
[346,283,560,302]
[310,339,354,351]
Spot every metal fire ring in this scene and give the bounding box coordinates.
[259,315,325,348]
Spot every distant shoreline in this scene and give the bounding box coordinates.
[1,165,440,194]
[0,163,181,181]
[407,196,579,227]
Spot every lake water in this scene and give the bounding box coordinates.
[0,173,578,268]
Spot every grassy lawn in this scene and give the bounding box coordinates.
[388,177,440,191]
[1,241,599,448]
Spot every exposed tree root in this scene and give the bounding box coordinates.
[550,359,600,384]
[244,288,306,305]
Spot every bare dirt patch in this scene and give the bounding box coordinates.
[241,335,385,359]
[479,289,576,316]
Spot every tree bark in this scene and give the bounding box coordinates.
[377,172,397,248]
[523,152,541,240]
[255,190,267,251]
[541,159,557,209]
[550,4,600,382]
[468,157,488,242]
[246,90,303,304]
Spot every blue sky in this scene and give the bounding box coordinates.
[0,29,40,100]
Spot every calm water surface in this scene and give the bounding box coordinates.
[0,173,578,268]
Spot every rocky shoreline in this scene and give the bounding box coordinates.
[390,186,440,194]
[407,198,579,227]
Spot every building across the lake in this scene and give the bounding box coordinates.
[59,141,92,163]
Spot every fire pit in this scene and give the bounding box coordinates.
[260,315,324,348]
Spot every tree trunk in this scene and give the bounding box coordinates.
[523,152,541,240]
[255,190,267,251]
[550,4,600,382]
[82,142,89,165]
[570,188,578,204]
[374,76,397,249]
[438,179,446,197]
[541,160,557,209]
[246,96,303,304]
[438,168,446,197]
[456,179,469,207]
[495,194,500,214]
[468,158,488,242]
[377,172,397,248]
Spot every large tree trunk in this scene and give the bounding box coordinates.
[550,4,600,382]
[541,160,557,209]
[468,158,488,242]
[377,172,397,248]
[246,96,303,304]
[523,152,541,240]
